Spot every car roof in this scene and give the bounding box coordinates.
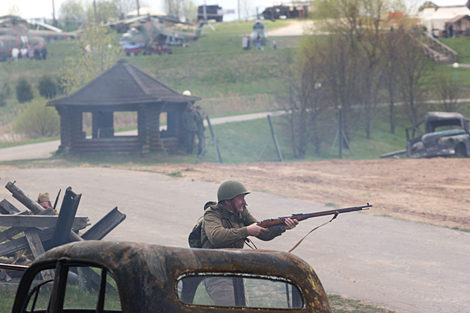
[32,240,330,312]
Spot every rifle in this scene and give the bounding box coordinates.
[258,203,372,229]
[258,203,372,253]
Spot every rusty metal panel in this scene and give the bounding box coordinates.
[21,241,331,313]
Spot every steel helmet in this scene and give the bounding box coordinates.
[217,180,250,202]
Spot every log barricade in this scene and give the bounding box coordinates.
[0,181,126,282]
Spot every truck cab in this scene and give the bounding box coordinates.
[406,112,470,158]
[4,241,331,313]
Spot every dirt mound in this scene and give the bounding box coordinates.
[127,158,470,230]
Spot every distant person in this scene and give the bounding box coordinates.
[256,34,262,50]
[11,48,19,61]
[194,105,206,155]
[182,102,197,154]
[273,40,277,49]
[448,24,454,38]
[27,45,34,59]
[20,47,27,60]
[37,193,52,210]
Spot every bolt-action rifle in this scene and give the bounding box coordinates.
[258,203,372,229]
[258,203,372,252]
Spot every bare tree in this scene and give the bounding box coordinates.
[396,29,433,126]
[380,28,402,134]
[276,37,332,158]
[433,70,462,112]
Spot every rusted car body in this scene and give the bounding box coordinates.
[9,241,331,313]
[406,112,470,158]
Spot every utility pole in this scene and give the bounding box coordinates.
[137,0,140,16]
[93,0,98,24]
[238,0,240,20]
[52,0,57,26]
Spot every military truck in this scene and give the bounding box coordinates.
[406,112,470,158]
[1,241,331,313]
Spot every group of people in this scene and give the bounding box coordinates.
[182,102,206,155]
[11,45,47,61]
[196,180,298,306]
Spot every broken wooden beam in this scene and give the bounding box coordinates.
[0,228,54,256]
[0,199,20,214]
[0,208,55,243]
[23,228,54,280]
[0,215,89,229]
[5,181,45,215]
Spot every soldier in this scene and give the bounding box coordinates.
[200,180,298,306]
[194,105,206,155]
[37,193,52,210]
[182,102,197,154]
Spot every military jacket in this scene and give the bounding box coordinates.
[201,204,285,249]
[182,107,198,132]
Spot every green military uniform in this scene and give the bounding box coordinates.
[200,180,286,307]
[201,203,285,249]
[194,107,205,155]
[182,104,197,154]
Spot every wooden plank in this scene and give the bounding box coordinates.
[0,208,55,244]
[0,216,89,229]
[0,228,54,256]
[24,228,54,280]
[5,181,45,214]
[0,199,20,214]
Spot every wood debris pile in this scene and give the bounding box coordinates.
[0,181,126,282]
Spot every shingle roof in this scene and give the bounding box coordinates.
[47,59,200,107]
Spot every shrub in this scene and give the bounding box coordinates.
[38,76,58,99]
[2,83,11,98]
[12,99,60,138]
[16,78,34,103]
[0,93,6,107]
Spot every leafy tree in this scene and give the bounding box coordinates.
[12,99,60,138]
[60,25,123,95]
[38,76,58,99]
[59,0,88,22]
[16,78,34,103]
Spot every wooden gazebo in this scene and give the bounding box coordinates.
[47,59,200,154]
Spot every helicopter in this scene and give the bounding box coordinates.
[0,16,75,61]
[117,16,207,55]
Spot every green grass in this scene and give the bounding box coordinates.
[440,36,470,64]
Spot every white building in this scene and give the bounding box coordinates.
[419,5,470,37]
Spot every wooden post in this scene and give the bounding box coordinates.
[24,228,54,280]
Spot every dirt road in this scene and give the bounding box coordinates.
[0,163,469,313]
[115,158,470,231]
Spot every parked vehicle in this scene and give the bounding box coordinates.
[406,112,470,158]
[2,241,331,313]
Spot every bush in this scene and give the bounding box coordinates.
[2,83,11,98]
[38,76,58,99]
[0,93,6,107]
[12,99,60,138]
[16,78,34,103]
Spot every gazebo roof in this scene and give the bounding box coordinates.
[47,59,200,107]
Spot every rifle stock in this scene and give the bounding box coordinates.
[258,203,372,228]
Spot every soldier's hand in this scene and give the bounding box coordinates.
[247,223,267,236]
[282,218,299,231]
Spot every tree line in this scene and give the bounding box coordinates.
[276,0,462,159]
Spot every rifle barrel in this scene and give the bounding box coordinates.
[258,203,372,228]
